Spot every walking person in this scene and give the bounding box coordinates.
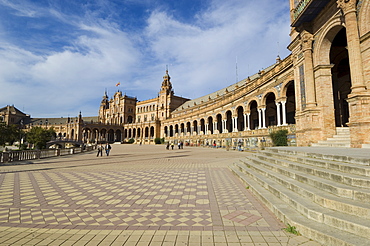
[166,142,170,150]
[105,143,111,156]
[171,142,174,150]
[97,144,104,157]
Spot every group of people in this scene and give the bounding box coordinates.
[96,143,111,157]
[166,141,184,150]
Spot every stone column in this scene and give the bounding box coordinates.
[261,108,266,128]
[233,117,238,132]
[301,30,317,107]
[243,114,247,131]
[205,123,209,135]
[281,100,287,125]
[276,102,281,126]
[223,120,227,133]
[247,113,251,130]
[258,109,262,129]
[337,0,366,92]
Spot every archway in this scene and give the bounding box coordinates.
[250,101,259,129]
[208,116,213,134]
[330,28,351,127]
[226,111,232,132]
[286,81,296,124]
[236,106,244,131]
[265,93,277,126]
[216,114,222,133]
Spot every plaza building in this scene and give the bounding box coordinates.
[2,0,370,148]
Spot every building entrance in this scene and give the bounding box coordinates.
[330,28,351,127]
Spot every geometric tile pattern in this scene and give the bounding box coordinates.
[0,146,321,246]
[223,210,262,226]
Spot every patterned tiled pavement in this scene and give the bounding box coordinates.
[0,145,321,245]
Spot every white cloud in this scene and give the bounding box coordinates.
[144,0,291,99]
[0,0,291,117]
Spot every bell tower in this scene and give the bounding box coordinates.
[158,70,174,120]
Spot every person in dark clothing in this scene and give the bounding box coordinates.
[97,144,104,157]
[105,143,111,156]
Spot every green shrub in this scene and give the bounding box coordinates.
[154,138,162,144]
[128,138,135,144]
[269,129,288,146]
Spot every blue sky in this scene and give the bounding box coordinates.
[0,0,291,118]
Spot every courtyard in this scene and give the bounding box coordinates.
[0,145,319,246]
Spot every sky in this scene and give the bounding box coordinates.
[0,0,291,118]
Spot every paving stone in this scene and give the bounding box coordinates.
[0,145,321,245]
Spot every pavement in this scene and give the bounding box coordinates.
[0,144,323,246]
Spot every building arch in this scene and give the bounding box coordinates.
[180,123,185,134]
[207,116,214,134]
[216,114,222,133]
[164,126,168,137]
[193,120,198,134]
[249,100,259,130]
[284,80,296,124]
[150,126,155,138]
[265,92,277,127]
[186,122,191,134]
[236,106,244,131]
[169,125,174,137]
[225,110,232,132]
[145,127,149,138]
[200,118,205,134]
[108,129,115,142]
[115,129,122,142]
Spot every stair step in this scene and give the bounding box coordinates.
[231,164,369,246]
[259,152,370,188]
[239,157,370,218]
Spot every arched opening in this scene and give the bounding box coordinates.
[226,111,232,132]
[150,126,155,138]
[164,126,168,136]
[265,93,277,126]
[216,114,222,133]
[175,124,179,135]
[169,125,174,137]
[137,128,141,137]
[127,115,133,123]
[200,119,205,133]
[193,120,198,134]
[186,122,191,134]
[180,123,185,134]
[236,106,244,131]
[145,127,149,138]
[250,101,259,129]
[286,81,296,124]
[330,28,351,127]
[208,116,213,134]
[115,129,122,142]
[133,128,136,138]
[108,129,115,142]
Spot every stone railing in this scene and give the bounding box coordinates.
[0,145,96,164]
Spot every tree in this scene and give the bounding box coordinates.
[0,122,22,146]
[26,127,56,149]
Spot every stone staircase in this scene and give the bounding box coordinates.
[230,148,370,246]
[311,127,351,147]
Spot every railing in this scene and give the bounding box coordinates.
[293,0,311,20]
[0,145,97,164]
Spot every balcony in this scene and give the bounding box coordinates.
[292,0,330,27]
